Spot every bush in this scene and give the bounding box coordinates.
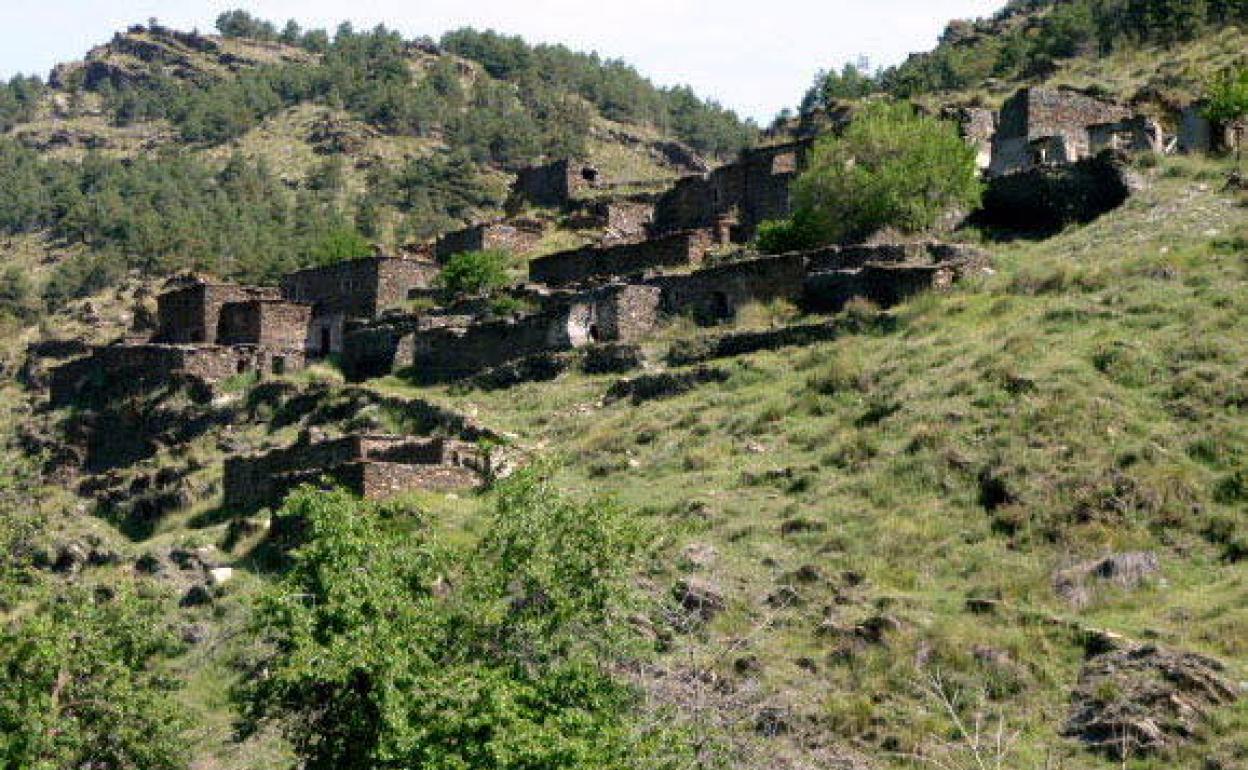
[239,477,674,770]
[782,102,982,247]
[437,249,511,296]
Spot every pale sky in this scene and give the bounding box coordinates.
[0,1,1006,123]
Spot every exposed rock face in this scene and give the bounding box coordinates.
[1065,643,1241,759]
[1054,552,1161,608]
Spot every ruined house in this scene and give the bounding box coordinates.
[222,434,488,512]
[647,253,809,322]
[1088,115,1165,155]
[216,299,312,350]
[49,343,303,407]
[511,159,601,208]
[989,87,1134,176]
[154,275,280,344]
[403,284,662,383]
[650,139,813,243]
[280,256,440,356]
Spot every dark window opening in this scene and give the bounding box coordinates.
[588,324,601,343]
[272,356,286,376]
[581,167,598,183]
[320,327,332,356]
[236,360,248,374]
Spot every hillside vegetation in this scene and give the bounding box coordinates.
[0,13,754,308]
[1,7,1247,770]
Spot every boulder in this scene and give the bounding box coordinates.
[1055,552,1161,608]
[673,577,726,619]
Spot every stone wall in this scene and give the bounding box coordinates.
[647,253,808,322]
[281,257,440,319]
[155,280,279,344]
[404,284,659,383]
[49,343,304,407]
[651,140,813,242]
[512,159,598,208]
[945,106,997,170]
[223,434,482,511]
[529,230,712,287]
[217,300,311,349]
[1089,116,1165,154]
[435,221,545,262]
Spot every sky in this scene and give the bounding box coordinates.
[0,0,1007,123]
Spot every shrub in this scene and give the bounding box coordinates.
[777,101,982,247]
[239,476,674,770]
[437,248,511,296]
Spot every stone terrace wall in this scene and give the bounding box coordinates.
[647,253,808,322]
[217,300,311,349]
[804,242,986,273]
[529,230,712,287]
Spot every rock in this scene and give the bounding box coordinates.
[1055,552,1161,608]
[207,567,234,586]
[53,543,89,574]
[755,706,791,737]
[673,577,726,619]
[855,614,902,645]
[181,624,209,645]
[789,565,827,584]
[766,585,804,608]
[179,584,214,608]
[679,543,717,570]
[1064,643,1240,759]
[734,655,763,676]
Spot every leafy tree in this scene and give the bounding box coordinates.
[239,475,671,770]
[0,590,188,770]
[761,102,982,250]
[1204,67,1248,159]
[800,64,879,115]
[308,226,373,266]
[436,249,511,296]
[215,10,277,41]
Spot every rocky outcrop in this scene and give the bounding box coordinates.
[1065,642,1241,759]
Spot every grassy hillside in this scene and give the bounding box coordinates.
[2,149,1244,768]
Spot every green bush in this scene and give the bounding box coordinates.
[437,249,512,296]
[240,476,677,770]
[777,102,982,247]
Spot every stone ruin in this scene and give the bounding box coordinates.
[49,255,441,407]
[223,433,493,512]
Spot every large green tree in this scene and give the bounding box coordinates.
[760,101,982,252]
[240,474,681,770]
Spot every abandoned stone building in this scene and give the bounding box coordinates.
[647,253,809,322]
[280,256,440,355]
[49,343,304,407]
[216,299,312,349]
[529,230,714,287]
[989,87,1134,176]
[154,275,281,344]
[650,139,813,243]
[434,220,546,262]
[223,434,487,512]
[403,284,662,383]
[510,159,601,208]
